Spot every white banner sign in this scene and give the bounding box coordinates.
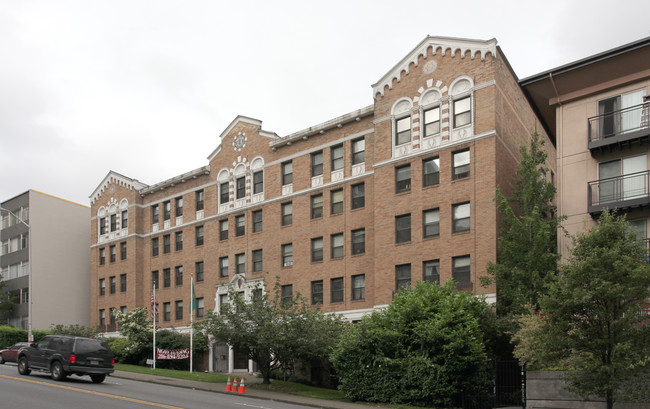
[156,348,190,360]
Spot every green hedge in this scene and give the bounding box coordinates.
[0,325,49,347]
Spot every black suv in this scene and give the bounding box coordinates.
[17,335,114,383]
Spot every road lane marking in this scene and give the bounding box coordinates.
[0,374,182,409]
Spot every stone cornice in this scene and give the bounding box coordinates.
[90,171,148,205]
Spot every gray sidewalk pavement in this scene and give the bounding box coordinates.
[111,370,386,409]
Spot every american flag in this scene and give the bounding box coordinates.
[151,292,158,318]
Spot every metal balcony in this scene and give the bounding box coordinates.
[588,102,650,153]
[588,170,650,215]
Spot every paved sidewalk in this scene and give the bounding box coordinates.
[111,370,385,409]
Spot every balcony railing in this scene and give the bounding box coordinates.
[588,170,650,215]
[588,102,650,152]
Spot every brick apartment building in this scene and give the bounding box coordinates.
[89,36,554,372]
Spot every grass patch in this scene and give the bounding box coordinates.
[114,363,230,383]
[249,380,347,400]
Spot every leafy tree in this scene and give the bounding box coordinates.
[49,324,99,338]
[514,211,650,409]
[0,279,16,325]
[483,132,563,318]
[196,278,344,384]
[114,307,153,364]
[330,281,494,407]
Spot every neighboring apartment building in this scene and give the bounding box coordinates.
[520,37,650,257]
[1,190,90,333]
[89,36,553,372]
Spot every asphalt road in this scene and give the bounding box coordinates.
[0,363,311,409]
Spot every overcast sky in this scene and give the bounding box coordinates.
[1,0,649,207]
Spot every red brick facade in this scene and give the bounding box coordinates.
[89,36,554,333]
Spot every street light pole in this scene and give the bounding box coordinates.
[0,206,32,342]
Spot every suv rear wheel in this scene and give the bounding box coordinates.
[51,361,67,381]
[18,357,31,375]
[90,374,106,383]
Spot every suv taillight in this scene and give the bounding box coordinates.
[69,354,77,364]
[111,358,115,366]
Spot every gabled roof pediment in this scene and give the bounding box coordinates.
[208,115,278,161]
[90,171,148,205]
[372,36,498,97]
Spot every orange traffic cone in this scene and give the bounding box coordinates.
[238,377,246,394]
[232,377,238,392]
[225,376,232,392]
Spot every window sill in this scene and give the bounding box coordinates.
[395,240,412,246]
[423,235,440,241]
[395,190,412,196]
[452,230,471,235]
[451,176,470,183]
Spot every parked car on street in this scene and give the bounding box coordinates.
[17,335,114,383]
[0,342,29,364]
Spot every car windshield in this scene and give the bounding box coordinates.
[75,339,110,354]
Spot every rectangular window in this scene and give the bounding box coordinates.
[395,164,411,193]
[175,265,183,286]
[252,210,263,233]
[109,276,116,294]
[454,96,471,128]
[99,278,105,296]
[152,238,159,257]
[282,161,293,185]
[100,217,106,235]
[282,243,293,267]
[110,214,117,232]
[352,228,365,255]
[252,249,263,272]
[352,138,365,165]
[236,177,246,199]
[219,256,229,277]
[396,116,411,145]
[452,149,470,180]
[331,145,343,171]
[152,205,159,224]
[110,308,116,326]
[163,302,171,322]
[175,300,183,320]
[163,234,170,253]
[331,277,344,303]
[311,237,324,262]
[281,202,292,226]
[423,209,440,238]
[220,219,228,240]
[219,294,228,314]
[453,255,471,288]
[175,197,183,217]
[311,151,323,177]
[423,157,440,187]
[281,285,293,305]
[109,245,116,263]
[236,214,245,236]
[196,297,204,318]
[120,273,127,292]
[220,182,229,205]
[196,190,204,211]
[252,171,264,194]
[121,210,128,228]
[351,183,365,209]
[423,260,440,284]
[311,194,323,219]
[99,309,105,327]
[163,201,171,221]
[196,261,204,282]
[152,271,159,290]
[395,214,411,243]
[252,289,263,303]
[453,202,470,233]
[175,231,183,251]
[331,233,344,258]
[352,274,365,300]
[195,225,204,246]
[396,264,411,291]
[424,107,441,137]
[120,241,127,260]
[163,268,171,288]
[120,305,127,315]
[331,189,343,215]
[236,253,245,274]
[311,280,323,305]
[99,248,106,265]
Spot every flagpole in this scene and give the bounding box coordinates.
[190,276,194,373]
[153,284,157,370]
